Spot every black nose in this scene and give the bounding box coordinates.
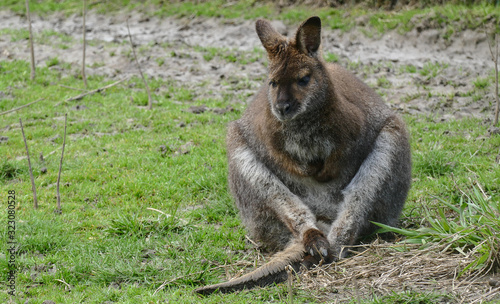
[275,102,291,116]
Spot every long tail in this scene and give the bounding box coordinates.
[194,242,305,295]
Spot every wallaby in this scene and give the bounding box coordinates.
[195,16,411,295]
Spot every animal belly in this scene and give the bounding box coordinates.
[297,182,343,225]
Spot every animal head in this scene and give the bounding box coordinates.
[256,16,328,122]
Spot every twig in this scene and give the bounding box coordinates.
[20,118,38,209]
[0,98,44,116]
[25,0,35,80]
[64,77,128,102]
[126,18,152,110]
[488,32,499,126]
[286,265,294,304]
[146,207,190,226]
[471,286,500,304]
[146,207,170,217]
[82,0,88,88]
[56,114,67,212]
[55,278,72,291]
[469,138,486,159]
[475,181,488,199]
[245,235,260,248]
[58,84,86,91]
[35,147,62,161]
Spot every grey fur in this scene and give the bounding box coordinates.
[195,16,411,295]
[194,242,305,295]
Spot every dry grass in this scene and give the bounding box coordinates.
[295,241,500,303]
[199,240,499,302]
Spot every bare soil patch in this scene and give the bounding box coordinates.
[0,10,497,121]
[1,9,498,302]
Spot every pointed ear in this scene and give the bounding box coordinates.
[256,19,286,55]
[295,16,322,57]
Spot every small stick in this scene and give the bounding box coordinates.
[25,0,35,80]
[20,118,38,209]
[64,77,128,102]
[0,98,44,116]
[245,235,260,248]
[58,84,86,91]
[286,265,294,304]
[488,32,499,126]
[54,278,72,291]
[56,114,68,212]
[146,207,191,226]
[495,34,499,126]
[82,0,88,88]
[44,146,62,159]
[126,18,152,110]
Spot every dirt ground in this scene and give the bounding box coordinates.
[0,10,498,122]
[1,9,499,303]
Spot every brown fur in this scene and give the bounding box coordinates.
[195,16,411,295]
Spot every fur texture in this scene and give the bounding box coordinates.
[196,16,411,295]
[194,242,305,295]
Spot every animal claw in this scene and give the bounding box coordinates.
[303,228,332,261]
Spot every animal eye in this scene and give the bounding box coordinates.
[298,75,310,86]
[269,80,277,88]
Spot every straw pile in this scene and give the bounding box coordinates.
[294,242,500,303]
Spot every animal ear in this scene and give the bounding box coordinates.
[295,16,321,57]
[256,19,285,55]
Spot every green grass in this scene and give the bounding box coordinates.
[419,61,449,78]
[377,76,392,88]
[1,1,499,35]
[1,1,500,303]
[0,29,29,42]
[0,29,73,46]
[401,64,418,74]
[193,46,264,65]
[1,55,499,303]
[325,52,340,63]
[0,160,24,182]
[473,76,491,90]
[378,185,500,274]
[0,60,255,303]
[45,57,59,68]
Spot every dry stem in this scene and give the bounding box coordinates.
[64,77,128,102]
[25,0,35,80]
[297,242,499,303]
[20,118,38,209]
[0,98,44,116]
[58,84,86,91]
[56,113,68,212]
[82,0,88,88]
[286,265,294,304]
[126,18,153,110]
[55,278,72,291]
[489,32,499,126]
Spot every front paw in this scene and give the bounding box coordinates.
[330,245,349,261]
[302,229,332,262]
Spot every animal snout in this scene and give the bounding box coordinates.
[275,102,291,116]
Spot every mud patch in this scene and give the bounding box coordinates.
[0,10,497,121]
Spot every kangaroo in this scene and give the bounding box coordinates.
[195,16,411,295]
